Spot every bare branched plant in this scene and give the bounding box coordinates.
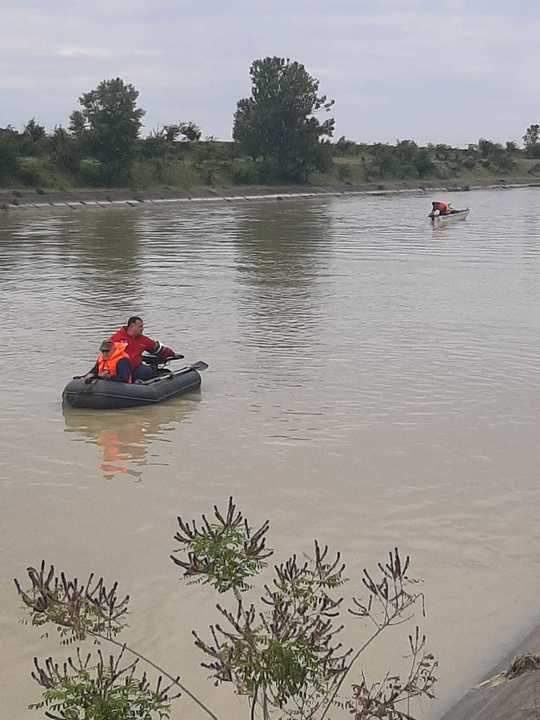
[170,503,437,720]
[350,549,421,628]
[15,563,218,720]
[345,628,437,720]
[30,645,180,720]
[317,548,430,720]
[15,498,437,720]
[192,543,351,720]
[171,497,272,592]
[14,562,129,643]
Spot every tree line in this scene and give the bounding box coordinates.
[1,56,539,190]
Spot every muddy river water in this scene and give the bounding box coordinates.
[2,188,540,719]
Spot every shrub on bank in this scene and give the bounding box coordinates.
[0,135,19,185]
[14,498,437,720]
[227,157,261,184]
[79,158,104,186]
[16,157,54,187]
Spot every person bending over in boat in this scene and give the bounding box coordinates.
[111,316,179,381]
[85,340,132,383]
[431,200,455,216]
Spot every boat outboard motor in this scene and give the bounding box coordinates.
[141,349,184,373]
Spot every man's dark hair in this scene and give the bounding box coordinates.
[127,316,143,327]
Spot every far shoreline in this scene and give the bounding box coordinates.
[1,177,540,212]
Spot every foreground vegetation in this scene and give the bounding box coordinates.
[15,498,437,720]
[1,57,539,194]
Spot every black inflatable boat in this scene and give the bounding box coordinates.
[62,360,208,410]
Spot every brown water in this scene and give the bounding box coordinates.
[2,189,540,719]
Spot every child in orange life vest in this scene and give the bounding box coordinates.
[85,340,132,383]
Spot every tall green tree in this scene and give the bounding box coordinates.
[0,126,20,183]
[69,78,145,184]
[523,123,540,158]
[19,118,48,159]
[178,121,202,142]
[51,125,81,174]
[23,118,46,144]
[233,57,335,182]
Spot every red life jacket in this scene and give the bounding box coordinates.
[97,343,131,382]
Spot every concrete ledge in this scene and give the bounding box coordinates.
[1,182,539,213]
[441,619,540,720]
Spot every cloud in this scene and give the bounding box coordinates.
[55,47,158,60]
[56,48,114,59]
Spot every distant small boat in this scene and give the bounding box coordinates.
[429,208,470,223]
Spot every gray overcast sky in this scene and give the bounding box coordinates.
[1,0,538,146]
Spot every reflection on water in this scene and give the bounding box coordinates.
[233,201,331,285]
[63,397,199,481]
[67,211,143,313]
[230,202,332,386]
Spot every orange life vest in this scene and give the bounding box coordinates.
[97,343,131,382]
[434,201,450,214]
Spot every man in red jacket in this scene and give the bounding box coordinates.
[111,316,179,381]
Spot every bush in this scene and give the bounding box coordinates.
[0,138,19,183]
[414,150,436,178]
[158,160,200,188]
[228,158,260,184]
[314,141,334,174]
[493,155,515,173]
[432,144,453,161]
[478,138,502,158]
[335,136,357,155]
[51,127,82,174]
[337,163,352,182]
[129,160,157,189]
[79,158,104,186]
[526,144,540,159]
[191,141,237,163]
[191,159,227,186]
[16,157,52,186]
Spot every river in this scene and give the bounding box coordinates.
[2,188,540,719]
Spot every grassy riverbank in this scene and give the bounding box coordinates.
[2,134,540,206]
